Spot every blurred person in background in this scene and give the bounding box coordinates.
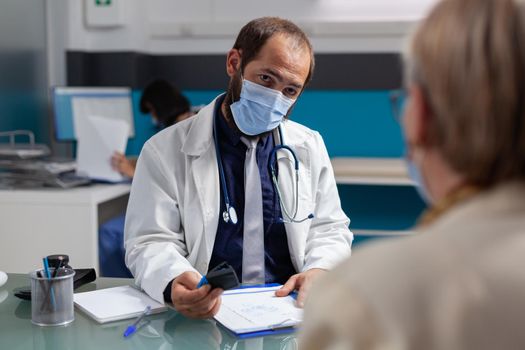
[111,79,193,178]
[300,0,525,349]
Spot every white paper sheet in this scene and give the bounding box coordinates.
[74,286,167,324]
[76,115,129,182]
[215,286,303,335]
[72,95,134,138]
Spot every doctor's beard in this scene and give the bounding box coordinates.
[222,69,296,135]
[222,70,243,129]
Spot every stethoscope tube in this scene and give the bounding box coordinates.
[213,115,238,224]
[268,145,313,223]
[214,115,313,225]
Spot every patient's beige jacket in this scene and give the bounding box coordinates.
[300,182,525,350]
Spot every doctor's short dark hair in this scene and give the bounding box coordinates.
[139,79,190,127]
[232,17,315,86]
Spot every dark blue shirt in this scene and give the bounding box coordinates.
[209,95,296,284]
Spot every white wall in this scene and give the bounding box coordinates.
[46,0,438,85]
[148,0,436,23]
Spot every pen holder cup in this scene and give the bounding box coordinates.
[30,268,75,326]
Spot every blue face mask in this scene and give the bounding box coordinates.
[406,156,432,204]
[230,79,296,136]
[151,117,165,130]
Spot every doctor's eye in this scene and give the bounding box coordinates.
[284,87,298,97]
[258,74,272,84]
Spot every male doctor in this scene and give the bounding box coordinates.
[125,17,352,319]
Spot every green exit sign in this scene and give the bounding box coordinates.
[95,0,112,6]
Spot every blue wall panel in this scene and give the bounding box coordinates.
[0,91,47,142]
[120,89,425,240]
[126,89,406,159]
[338,184,426,231]
[293,91,405,158]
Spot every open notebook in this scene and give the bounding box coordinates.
[214,285,303,338]
[74,285,167,324]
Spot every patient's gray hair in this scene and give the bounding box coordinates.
[404,0,525,187]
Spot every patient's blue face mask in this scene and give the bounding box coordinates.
[400,95,433,205]
[406,156,431,204]
[395,89,432,205]
[230,79,296,136]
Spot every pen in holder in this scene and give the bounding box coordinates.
[30,267,75,326]
[42,257,56,311]
[39,257,66,312]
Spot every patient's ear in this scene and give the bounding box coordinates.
[226,49,242,77]
[403,83,432,148]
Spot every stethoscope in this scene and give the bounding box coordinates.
[213,115,314,225]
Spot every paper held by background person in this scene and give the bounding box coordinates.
[76,115,129,182]
[71,92,135,138]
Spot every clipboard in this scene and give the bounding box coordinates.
[214,285,302,338]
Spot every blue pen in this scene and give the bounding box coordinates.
[196,275,208,289]
[42,257,56,310]
[123,306,151,338]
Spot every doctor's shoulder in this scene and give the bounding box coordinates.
[146,116,196,152]
[282,119,322,148]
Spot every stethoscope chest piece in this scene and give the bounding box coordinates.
[223,205,238,225]
[228,206,238,224]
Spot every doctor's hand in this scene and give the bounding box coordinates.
[170,271,223,319]
[111,152,136,178]
[275,268,326,308]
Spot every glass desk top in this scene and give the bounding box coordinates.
[0,274,298,350]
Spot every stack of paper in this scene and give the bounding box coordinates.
[214,285,303,337]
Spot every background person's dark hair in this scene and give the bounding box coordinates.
[232,17,315,85]
[139,79,191,127]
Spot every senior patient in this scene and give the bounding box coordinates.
[300,0,525,349]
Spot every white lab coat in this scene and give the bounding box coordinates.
[124,96,353,303]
